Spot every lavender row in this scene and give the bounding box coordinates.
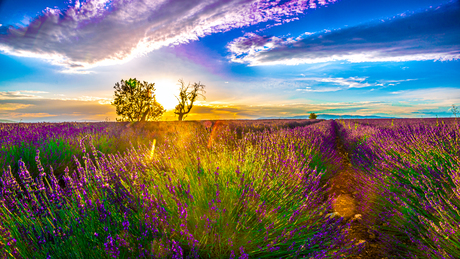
[0,120,322,185]
[336,119,460,258]
[1,120,360,258]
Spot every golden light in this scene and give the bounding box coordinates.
[150,139,156,160]
[153,79,179,110]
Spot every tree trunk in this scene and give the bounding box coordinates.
[178,113,184,121]
[140,107,150,122]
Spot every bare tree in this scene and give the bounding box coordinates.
[111,78,165,122]
[452,104,459,118]
[174,79,206,121]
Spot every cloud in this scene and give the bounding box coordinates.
[1,93,457,121]
[0,91,45,100]
[395,87,460,106]
[294,76,414,92]
[227,32,295,59]
[0,0,337,72]
[176,101,447,119]
[228,1,460,65]
[296,86,342,92]
[19,90,49,94]
[52,95,113,105]
[0,90,112,105]
[0,98,115,121]
[301,76,372,88]
[0,103,34,111]
[5,112,57,118]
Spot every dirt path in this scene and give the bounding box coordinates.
[329,127,385,259]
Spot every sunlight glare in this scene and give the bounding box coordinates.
[150,139,156,160]
[154,79,179,110]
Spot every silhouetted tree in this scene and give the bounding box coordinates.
[452,104,459,118]
[174,79,205,121]
[309,113,317,119]
[111,78,165,122]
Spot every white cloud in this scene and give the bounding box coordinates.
[227,2,460,65]
[293,76,373,92]
[296,87,342,92]
[0,0,337,73]
[292,77,419,93]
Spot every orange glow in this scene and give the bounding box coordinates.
[150,139,156,160]
[207,121,227,149]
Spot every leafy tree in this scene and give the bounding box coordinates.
[174,79,206,121]
[309,113,317,119]
[111,78,165,122]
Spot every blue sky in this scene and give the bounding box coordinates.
[0,0,459,121]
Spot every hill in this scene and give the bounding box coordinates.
[258,114,395,120]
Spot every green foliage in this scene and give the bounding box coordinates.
[3,139,80,180]
[309,113,317,119]
[111,78,165,122]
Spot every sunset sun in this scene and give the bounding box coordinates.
[153,79,181,110]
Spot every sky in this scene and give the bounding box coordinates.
[0,0,459,122]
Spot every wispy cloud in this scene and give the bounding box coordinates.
[228,1,460,65]
[375,79,417,87]
[52,95,113,105]
[0,89,113,105]
[296,86,342,92]
[0,0,337,72]
[1,95,457,121]
[0,103,34,111]
[172,100,454,119]
[0,98,115,121]
[5,112,57,118]
[294,76,413,92]
[395,87,460,106]
[301,76,372,87]
[19,90,49,94]
[0,91,45,100]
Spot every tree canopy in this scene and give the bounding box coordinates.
[174,79,205,121]
[309,113,318,119]
[111,78,165,122]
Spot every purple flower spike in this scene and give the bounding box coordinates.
[104,234,120,258]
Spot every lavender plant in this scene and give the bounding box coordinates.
[337,119,460,258]
[1,120,359,258]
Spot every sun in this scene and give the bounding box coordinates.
[153,79,179,110]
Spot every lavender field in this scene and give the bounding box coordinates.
[0,119,458,258]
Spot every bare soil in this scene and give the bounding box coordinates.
[328,132,386,259]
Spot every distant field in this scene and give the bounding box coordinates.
[0,118,458,258]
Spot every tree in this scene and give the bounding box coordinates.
[452,104,459,118]
[111,78,165,122]
[174,79,206,121]
[309,113,317,119]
